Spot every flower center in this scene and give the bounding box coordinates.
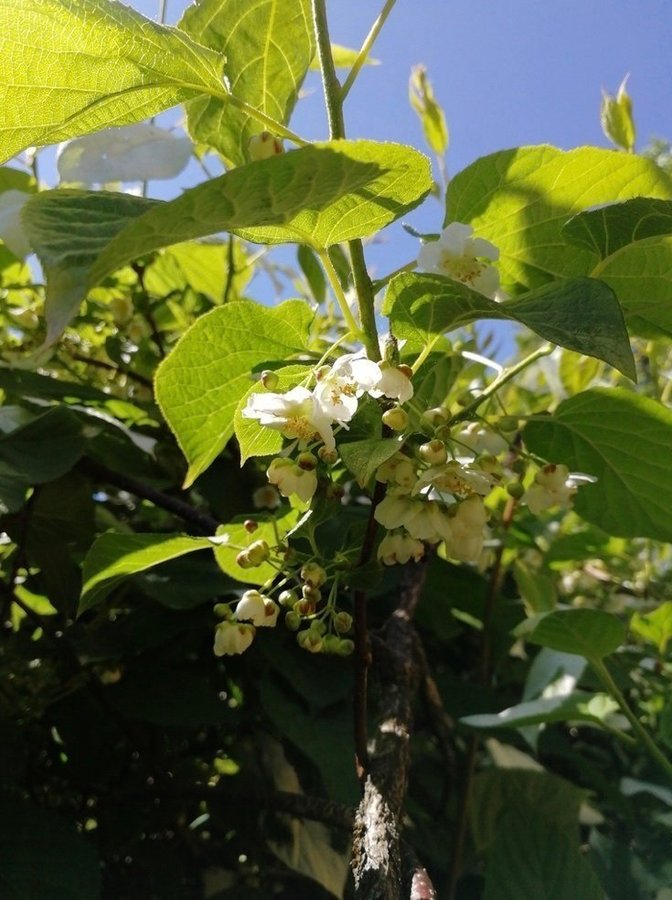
[440,251,485,285]
[283,416,317,441]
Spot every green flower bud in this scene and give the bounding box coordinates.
[321,634,341,654]
[507,481,525,500]
[236,550,253,569]
[302,584,322,604]
[285,610,301,631]
[422,407,450,427]
[309,619,327,636]
[318,446,339,464]
[278,589,298,608]
[418,439,447,466]
[382,407,409,432]
[333,611,353,634]
[260,369,279,390]
[213,603,232,619]
[335,638,355,657]
[297,629,323,653]
[246,540,270,566]
[498,416,519,434]
[294,598,316,616]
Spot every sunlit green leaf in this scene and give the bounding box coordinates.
[446,145,672,293]
[155,300,313,486]
[562,197,672,258]
[630,602,672,656]
[462,691,619,731]
[180,0,314,166]
[0,0,228,163]
[213,509,297,585]
[383,272,635,378]
[80,532,216,614]
[22,189,156,346]
[524,388,672,540]
[519,609,626,659]
[90,141,432,286]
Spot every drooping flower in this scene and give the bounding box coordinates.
[523,464,576,515]
[313,352,381,424]
[234,590,280,627]
[444,495,489,563]
[214,621,256,656]
[370,362,414,404]
[243,386,335,451]
[414,460,492,498]
[417,222,500,299]
[376,454,417,494]
[378,531,425,565]
[374,494,425,531]
[453,422,508,456]
[267,457,318,502]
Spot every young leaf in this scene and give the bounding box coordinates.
[524,388,672,540]
[446,145,672,293]
[80,533,216,615]
[22,190,157,347]
[519,609,626,660]
[89,141,432,287]
[155,300,313,486]
[562,197,672,259]
[179,0,315,166]
[601,76,636,153]
[409,65,449,157]
[0,0,227,163]
[383,272,636,379]
[462,692,619,731]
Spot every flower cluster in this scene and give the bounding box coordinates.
[242,352,414,503]
[213,589,281,656]
[523,463,577,514]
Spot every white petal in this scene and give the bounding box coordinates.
[0,190,31,258]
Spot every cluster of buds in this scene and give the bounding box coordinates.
[281,562,354,656]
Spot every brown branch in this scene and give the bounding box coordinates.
[77,457,219,535]
[351,560,430,899]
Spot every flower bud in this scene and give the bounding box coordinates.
[318,446,339,464]
[236,550,253,569]
[294,598,316,616]
[302,584,322,604]
[382,407,409,432]
[326,483,345,501]
[422,407,450,427]
[507,481,525,500]
[418,439,447,466]
[253,485,281,510]
[248,131,284,161]
[300,562,327,588]
[297,629,323,653]
[261,369,279,390]
[335,638,355,657]
[321,634,340,654]
[243,519,258,534]
[333,611,353,634]
[213,603,232,619]
[285,610,301,631]
[498,416,519,434]
[278,589,298,608]
[309,619,327,636]
[246,539,270,566]
[397,364,413,379]
[297,451,318,471]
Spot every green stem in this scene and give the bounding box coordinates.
[318,250,361,338]
[341,0,398,101]
[411,334,442,374]
[223,92,308,146]
[591,657,672,783]
[312,0,381,361]
[453,343,553,424]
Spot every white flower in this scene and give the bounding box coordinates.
[378,531,425,565]
[523,463,576,515]
[243,386,335,451]
[369,363,414,404]
[313,352,381,424]
[374,494,424,531]
[267,457,318,502]
[417,222,500,299]
[376,454,417,494]
[0,190,32,258]
[453,423,508,456]
[214,621,255,656]
[234,590,280,627]
[414,460,492,497]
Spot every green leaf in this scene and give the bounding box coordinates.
[483,808,604,900]
[513,560,557,614]
[601,76,636,153]
[562,198,672,259]
[22,190,157,346]
[155,300,313,485]
[0,0,228,163]
[383,272,635,378]
[213,510,297,586]
[462,691,619,731]
[234,364,312,464]
[80,532,216,615]
[297,244,327,304]
[524,388,672,540]
[0,407,84,512]
[630,602,672,656]
[179,0,314,166]
[409,65,448,157]
[315,43,380,70]
[446,145,672,293]
[519,609,626,660]
[339,437,403,487]
[0,797,101,900]
[89,141,432,286]
[591,235,672,338]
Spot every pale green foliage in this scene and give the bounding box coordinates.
[409,65,449,157]
[0,0,227,163]
[180,0,314,165]
[601,75,637,153]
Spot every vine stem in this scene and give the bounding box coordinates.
[341,0,398,101]
[312,0,382,362]
[591,657,672,783]
[452,343,553,423]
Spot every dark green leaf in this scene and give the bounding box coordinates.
[519,608,626,659]
[562,198,672,258]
